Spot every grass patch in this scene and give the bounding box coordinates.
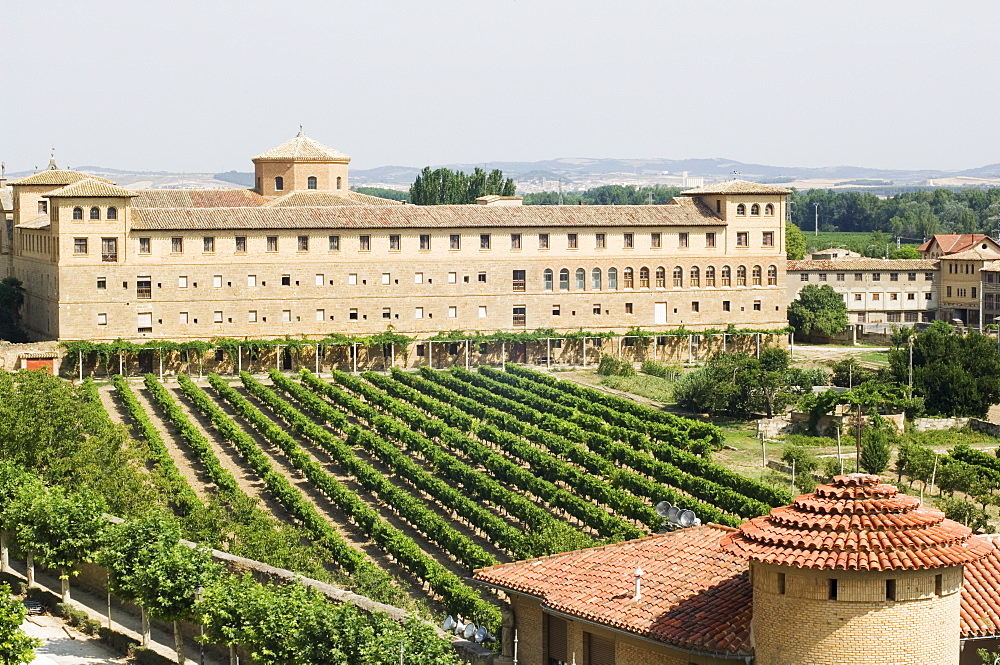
[855,349,890,365]
[599,374,675,402]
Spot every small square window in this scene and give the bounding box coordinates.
[753,300,762,311]
[360,235,371,251]
[348,273,357,285]
[539,233,550,249]
[97,278,106,290]
[389,235,400,251]
[298,235,309,251]
[315,274,324,286]
[349,309,358,320]
[248,310,258,323]
[74,238,88,255]
[381,273,390,285]
[908,293,915,300]
[736,232,748,247]
[315,309,325,322]
[235,236,247,252]
[214,311,223,323]
[138,237,151,254]
[213,275,222,288]
[722,300,731,311]
[178,276,188,288]
[414,272,424,284]
[448,306,457,318]
[97,313,107,325]
[171,237,183,253]
[248,275,257,287]
[267,236,278,252]
[819,273,827,281]
[478,272,487,283]
[282,310,291,322]
[282,275,292,286]
[203,236,215,253]
[329,235,340,251]
[480,234,491,249]
[420,234,431,250]
[567,233,578,249]
[179,312,189,325]
[448,272,457,284]
[552,305,561,316]
[382,307,391,319]
[593,303,601,315]
[691,301,699,312]
[873,273,881,281]
[855,273,863,281]
[595,233,605,249]
[908,272,916,281]
[478,306,487,318]
[415,307,424,319]
[890,273,898,281]
[855,293,862,301]
[623,233,634,249]
[837,273,845,281]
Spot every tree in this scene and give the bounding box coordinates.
[673,349,808,417]
[888,321,1000,417]
[787,284,848,337]
[785,221,807,260]
[0,584,40,665]
[409,167,515,205]
[889,246,920,259]
[829,357,878,388]
[859,414,894,475]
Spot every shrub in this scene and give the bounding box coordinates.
[596,354,635,377]
[781,445,819,476]
[785,434,838,448]
[641,360,679,379]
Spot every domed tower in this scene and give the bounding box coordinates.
[723,474,994,665]
[251,129,351,197]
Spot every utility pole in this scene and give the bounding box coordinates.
[855,403,863,473]
[814,203,819,236]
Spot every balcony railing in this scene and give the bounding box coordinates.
[513,314,526,327]
[512,280,526,292]
[137,288,152,299]
[102,252,118,262]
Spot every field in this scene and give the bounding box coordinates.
[96,365,795,628]
[802,231,921,254]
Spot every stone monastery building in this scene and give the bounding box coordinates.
[0,133,789,343]
[474,474,1000,665]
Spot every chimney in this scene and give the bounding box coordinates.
[633,565,644,601]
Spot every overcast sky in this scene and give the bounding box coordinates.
[4,0,999,174]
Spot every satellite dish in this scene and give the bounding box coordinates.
[678,510,696,527]
[463,622,478,640]
[442,616,455,632]
[453,620,466,635]
[474,626,490,643]
[666,505,681,523]
[655,501,672,518]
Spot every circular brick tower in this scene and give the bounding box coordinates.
[723,474,993,665]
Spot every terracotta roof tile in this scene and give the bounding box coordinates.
[787,258,939,271]
[920,234,999,255]
[939,245,1000,261]
[474,525,753,656]
[962,540,1000,637]
[11,170,115,187]
[44,179,134,198]
[262,191,404,207]
[130,189,267,208]
[130,197,724,231]
[681,179,792,195]
[252,132,350,162]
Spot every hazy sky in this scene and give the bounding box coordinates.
[5,0,999,173]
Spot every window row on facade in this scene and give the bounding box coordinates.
[70,206,118,221]
[734,203,775,216]
[799,272,935,282]
[273,175,342,191]
[845,292,933,302]
[543,265,780,290]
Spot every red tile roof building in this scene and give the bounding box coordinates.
[918,234,1000,259]
[474,474,1000,665]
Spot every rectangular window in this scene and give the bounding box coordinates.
[819,273,827,281]
[203,236,215,253]
[315,274,324,286]
[179,312,189,325]
[315,309,324,322]
[235,236,246,252]
[414,272,424,284]
[382,307,391,320]
[282,274,291,286]
[705,232,716,248]
[887,312,901,322]
[722,300,731,311]
[450,234,461,250]
[419,234,431,250]
[136,278,151,299]
[754,300,762,311]
[213,311,223,323]
[947,286,952,297]
[510,233,522,249]
[138,237,151,254]
[389,235,400,251]
[298,235,309,251]
[171,237,183,253]
[348,274,357,285]
[908,272,916,281]
[448,272,457,284]
[478,305,487,318]
[513,306,526,327]
[552,305,561,316]
[829,579,839,601]
[623,232,634,248]
[415,307,424,319]
[381,273,390,285]
[360,235,371,251]
[101,237,118,262]
[329,235,340,251]
[890,272,899,281]
[567,233,578,249]
[248,310,257,323]
[872,293,880,301]
[625,302,633,314]
[873,273,881,281]
[178,276,187,288]
[267,236,278,252]
[736,232,748,247]
[97,312,107,326]
[973,287,978,298]
[763,231,774,247]
[800,274,809,282]
[448,306,457,318]
[97,278,106,290]
[38,201,47,214]
[513,269,526,292]
[478,272,487,283]
[349,309,358,320]
[282,310,291,322]
[539,233,550,249]
[855,293,863,301]
[777,573,786,595]
[908,293,916,300]
[593,303,601,315]
[855,273,863,281]
[213,275,222,288]
[248,275,257,287]
[925,272,934,281]
[74,238,88,255]
[837,273,845,281]
[691,301,699,312]
[890,292,898,301]
[674,233,683,249]
[480,233,491,249]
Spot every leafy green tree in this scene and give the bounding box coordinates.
[410,167,515,205]
[888,321,1000,417]
[785,221,807,260]
[781,446,819,493]
[859,414,894,475]
[0,464,43,577]
[0,584,40,665]
[12,485,107,602]
[937,496,993,533]
[829,358,878,388]
[979,648,1000,665]
[674,350,805,417]
[889,245,920,259]
[788,284,848,337]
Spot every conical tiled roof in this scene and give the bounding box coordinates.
[252,131,350,162]
[722,474,994,571]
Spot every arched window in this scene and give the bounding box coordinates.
[705,266,716,286]
[690,266,700,287]
[608,267,618,289]
[275,176,284,191]
[737,266,747,286]
[623,267,634,289]
[336,176,342,190]
[639,267,650,288]
[559,268,570,291]
[543,269,553,291]
[752,265,762,285]
[764,203,774,216]
[576,268,586,290]
[655,267,666,288]
[736,203,746,216]
[107,207,117,220]
[89,207,100,220]
[307,176,318,190]
[672,266,683,287]
[751,204,760,216]
[592,268,603,290]
[72,207,83,220]
[767,265,778,285]
[721,266,731,287]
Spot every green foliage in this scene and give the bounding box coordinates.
[784,434,838,448]
[936,496,994,533]
[351,186,409,202]
[888,321,1000,417]
[889,245,920,259]
[0,583,40,665]
[522,184,681,206]
[409,166,515,205]
[12,484,107,574]
[640,360,680,379]
[829,357,879,388]
[0,278,27,343]
[788,284,849,337]
[781,445,819,476]
[596,354,634,376]
[673,350,806,418]
[859,414,894,474]
[785,220,807,260]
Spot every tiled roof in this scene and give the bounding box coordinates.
[0,187,11,211]
[918,234,998,254]
[252,131,350,162]
[474,525,753,656]
[681,179,792,195]
[130,198,724,231]
[12,170,115,187]
[261,191,405,207]
[940,245,1000,262]
[722,474,995,571]
[16,214,50,229]
[981,259,1000,273]
[787,258,939,271]
[962,541,1000,637]
[44,179,135,198]
[129,189,267,209]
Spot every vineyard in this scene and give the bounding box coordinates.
[96,365,794,630]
